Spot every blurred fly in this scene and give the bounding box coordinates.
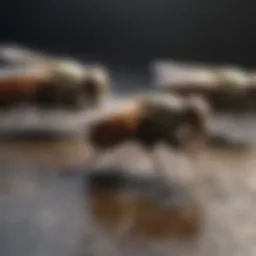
[85,93,210,177]
[0,44,110,109]
[153,61,253,112]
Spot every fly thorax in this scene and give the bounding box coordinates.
[49,60,85,87]
[216,68,248,94]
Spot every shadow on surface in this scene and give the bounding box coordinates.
[0,130,76,142]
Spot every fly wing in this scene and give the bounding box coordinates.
[152,60,218,95]
[0,43,50,66]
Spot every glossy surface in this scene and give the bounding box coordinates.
[1,68,256,256]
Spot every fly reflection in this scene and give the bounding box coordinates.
[84,166,202,240]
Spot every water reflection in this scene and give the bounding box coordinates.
[85,167,201,240]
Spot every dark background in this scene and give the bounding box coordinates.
[0,0,255,66]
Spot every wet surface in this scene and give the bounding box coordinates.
[1,67,256,256]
